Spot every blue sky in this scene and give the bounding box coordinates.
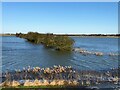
[2,2,118,34]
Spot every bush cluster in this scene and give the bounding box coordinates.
[16,32,74,51]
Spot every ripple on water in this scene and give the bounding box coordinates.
[71,52,118,71]
[2,36,119,72]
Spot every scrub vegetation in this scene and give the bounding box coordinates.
[16,32,74,51]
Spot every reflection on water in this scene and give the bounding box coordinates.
[1,36,118,72]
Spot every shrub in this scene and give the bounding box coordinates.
[16,32,74,51]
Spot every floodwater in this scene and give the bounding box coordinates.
[1,36,119,72]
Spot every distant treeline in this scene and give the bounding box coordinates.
[1,33,120,37]
[0,33,15,36]
[16,32,74,51]
[53,34,120,37]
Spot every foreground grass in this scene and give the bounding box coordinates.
[1,85,86,90]
[18,85,65,88]
[2,85,82,88]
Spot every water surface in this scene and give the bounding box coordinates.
[2,36,118,72]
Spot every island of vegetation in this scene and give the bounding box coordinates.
[16,32,74,51]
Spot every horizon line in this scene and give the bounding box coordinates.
[1,0,119,2]
[0,32,119,35]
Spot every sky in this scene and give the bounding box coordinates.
[2,2,118,34]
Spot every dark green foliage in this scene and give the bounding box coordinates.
[44,34,55,48]
[16,32,74,51]
[16,32,27,38]
[54,36,74,51]
[25,32,39,43]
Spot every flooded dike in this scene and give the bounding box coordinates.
[1,65,119,88]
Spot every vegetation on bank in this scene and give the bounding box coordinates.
[16,32,74,51]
